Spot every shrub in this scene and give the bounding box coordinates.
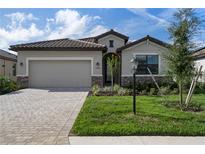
[149,88,156,96]
[117,87,129,96]
[140,89,147,95]
[194,82,205,94]
[102,86,111,93]
[0,76,18,94]
[113,84,120,93]
[91,84,100,96]
[170,88,179,95]
[160,86,171,95]
[124,78,177,95]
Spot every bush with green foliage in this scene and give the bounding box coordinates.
[117,88,127,96]
[170,88,179,95]
[117,87,130,96]
[160,86,171,95]
[149,88,156,96]
[102,86,111,93]
[91,84,100,96]
[113,84,120,93]
[140,89,147,95]
[194,82,205,94]
[124,78,178,95]
[0,76,18,94]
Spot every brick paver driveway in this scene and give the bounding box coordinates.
[0,88,88,145]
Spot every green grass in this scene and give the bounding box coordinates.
[71,95,205,136]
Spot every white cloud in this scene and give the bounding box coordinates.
[117,9,176,40]
[47,9,105,39]
[0,9,107,51]
[127,8,170,28]
[5,12,38,29]
[0,12,44,50]
[88,25,108,36]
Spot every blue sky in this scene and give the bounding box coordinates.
[0,8,204,52]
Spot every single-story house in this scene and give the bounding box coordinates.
[10,29,170,88]
[0,49,17,81]
[192,47,205,82]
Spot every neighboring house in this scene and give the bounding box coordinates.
[192,47,205,83]
[0,49,17,81]
[10,29,169,88]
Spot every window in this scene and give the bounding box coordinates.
[135,55,159,74]
[12,64,16,76]
[109,40,114,47]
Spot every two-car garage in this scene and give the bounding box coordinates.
[29,60,92,88]
[10,38,105,89]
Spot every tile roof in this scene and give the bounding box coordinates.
[192,47,205,59]
[0,49,17,61]
[79,37,97,43]
[10,38,107,52]
[79,29,129,43]
[95,29,129,42]
[10,29,129,52]
[116,35,170,52]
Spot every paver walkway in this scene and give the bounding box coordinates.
[0,88,88,144]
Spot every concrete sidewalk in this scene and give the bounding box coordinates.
[69,136,205,145]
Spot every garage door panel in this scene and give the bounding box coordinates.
[29,60,91,88]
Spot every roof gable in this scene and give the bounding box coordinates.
[117,35,170,52]
[95,29,129,43]
[192,47,205,59]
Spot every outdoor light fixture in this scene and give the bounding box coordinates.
[96,62,100,69]
[131,56,139,115]
[20,62,23,66]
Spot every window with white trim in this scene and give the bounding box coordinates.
[135,55,159,74]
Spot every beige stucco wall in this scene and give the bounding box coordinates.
[195,58,205,82]
[0,58,16,81]
[98,34,125,53]
[121,40,169,76]
[17,50,103,76]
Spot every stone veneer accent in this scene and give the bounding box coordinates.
[17,76,103,88]
[121,76,172,87]
[91,76,103,87]
[17,76,29,88]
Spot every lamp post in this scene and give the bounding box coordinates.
[131,57,138,115]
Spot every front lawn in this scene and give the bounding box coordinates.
[71,95,205,136]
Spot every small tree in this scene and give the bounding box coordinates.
[166,9,201,109]
[107,54,119,92]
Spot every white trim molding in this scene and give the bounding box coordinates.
[25,57,102,77]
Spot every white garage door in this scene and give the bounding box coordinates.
[29,60,91,88]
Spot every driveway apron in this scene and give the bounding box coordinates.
[0,88,88,145]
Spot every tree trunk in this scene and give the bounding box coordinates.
[179,80,183,110]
